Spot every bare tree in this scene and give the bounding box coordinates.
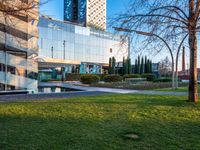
[113,0,200,103]
[158,56,172,77]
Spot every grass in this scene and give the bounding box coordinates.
[155,85,200,92]
[0,94,200,149]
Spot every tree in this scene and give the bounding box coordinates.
[127,58,132,74]
[125,57,132,74]
[112,57,116,74]
[0,0,48,20]
[108,58,112,74]
[114,0,200,103]
[140,57,144,74]
[146,59,150,73]
[138,56,141,74]
[125,58,128,74]
[135,59,138,74]
[122,57,125,75]
[144,56,147,73]
[158,57,172,77]
[150,61,152,73]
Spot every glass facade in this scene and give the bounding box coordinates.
[38,17,128,64]
[64,0,73,21]
[78,0,86,24]
[64,0,87,25]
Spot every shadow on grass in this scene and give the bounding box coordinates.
[0,113,200,150]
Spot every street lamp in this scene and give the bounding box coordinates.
[114,27,175,88]
[51,46,54,58]
[63,40,66,60]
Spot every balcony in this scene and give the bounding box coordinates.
[0,71,38,90]
[0,51,38,73]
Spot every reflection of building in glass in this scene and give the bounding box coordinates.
[37,16,129,80]
[0,0,39,91]
[64,0,106,30]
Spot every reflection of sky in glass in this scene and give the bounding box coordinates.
[78,0,86,24]
[63,0,86,24]
[38,17,129,64]
[64,0,73,20]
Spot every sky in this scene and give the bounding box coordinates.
[40,0,193,69]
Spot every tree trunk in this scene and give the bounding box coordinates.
[188,31,198,103]
[188,0,198,103]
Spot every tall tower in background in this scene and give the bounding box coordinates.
[182,46,186,71]
[64,0,87,25]
[64,0,106,30]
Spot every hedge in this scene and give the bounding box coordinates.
[66,73,81,81]
[154,78,172,82]
[80,74,100,84]
[104,75,123,83]
[141,74,156,81]
[123,74,141,80]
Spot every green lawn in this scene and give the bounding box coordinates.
[155,85,200,92]
[0,94,200,149]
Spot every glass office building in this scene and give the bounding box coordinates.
[38,16,129,76]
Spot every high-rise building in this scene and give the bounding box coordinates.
[0,0,39,91]
[64,0,106,30]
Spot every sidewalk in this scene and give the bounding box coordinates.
[0,82,192,102]
[40,82,190,96]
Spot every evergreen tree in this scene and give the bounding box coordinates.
[147,59,151,73]
[140,57,144,74]
[112,57,116,74]
[128,58,132,74]
[124,59,127,74]
[144,56,147,73]
[108,58,112,74]
[135,59,138,74]
[138,56,141,74]
[122,57,125,75]
[150,61,152,73]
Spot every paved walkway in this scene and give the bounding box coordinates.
[40,82,190,96]
[0,82,191,102]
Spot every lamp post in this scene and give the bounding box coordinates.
[51,46,54,58]
[114,27,175,88]
[175,34,188,88]
[63,40,66,60]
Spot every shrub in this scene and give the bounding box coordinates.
[123,74,141,80]
[80,74,100,84]
[97,74,107,81]
[92,82,188,90]
[66,73,81,81]
[154,78,172,82]
[141,74,156,81]
[104,75,123,83]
